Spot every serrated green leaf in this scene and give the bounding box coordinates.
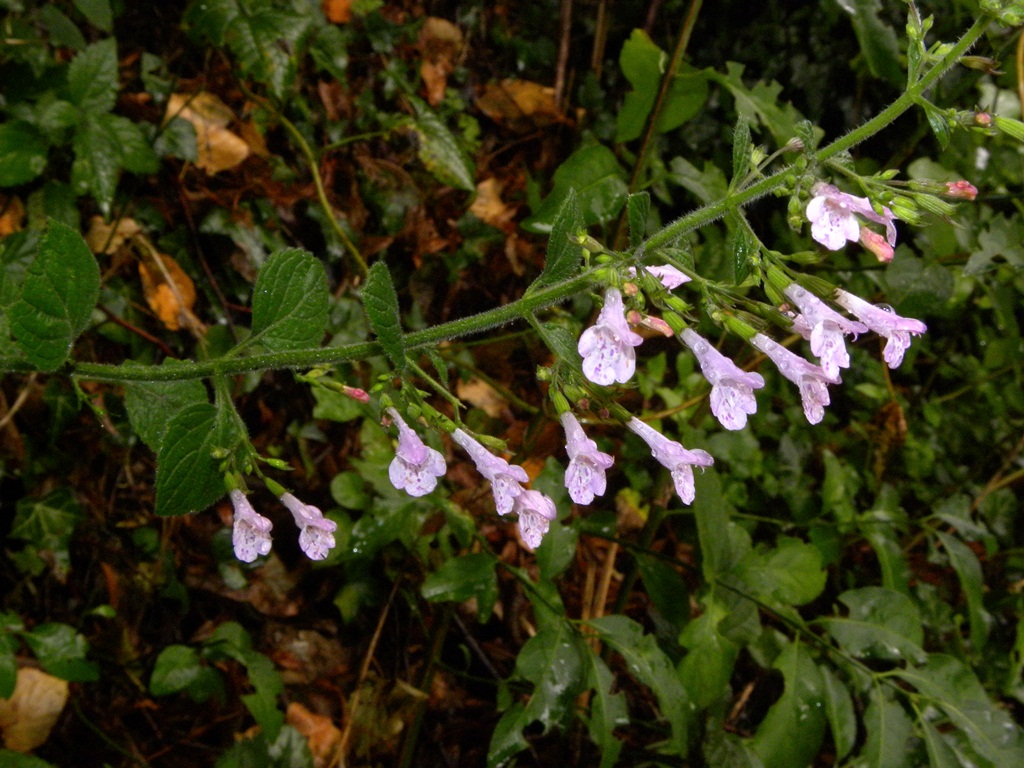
[102,114,159,174]
[154,402,236,517]
[861,687,914,768]
[71,113,122,215]
[21,623,99,683]
[125,376,209,450]
[532,188,583,289]
[411,101,475,191]
[249,248,328,352]
[751,641,826,768]
[897,655,1024,765]
[362,261,406,369]
[734,536,826,606]
[820,586,927,664]
[74,0,114,31]
[921,718,961,768]
[0,122,49,187]
[66,38,118,113]
[820,665,856,760]
[626,191,650,249]
[9,221,100,371]
[934,530,989,652]
[10,489,82,575]
[522,144,628,234]
[713,62,815,146]
[589,615,691,755]
[731,117,751,183]
[636,553,689,630]
[541,323,583,376]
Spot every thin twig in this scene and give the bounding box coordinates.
[554,0,573,108]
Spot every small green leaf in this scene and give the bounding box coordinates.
[861,687,914,768]
[9,221,100,371]
[362,261,406,370]
[411,101,475,191]
[0,634,18,700]
[0,749,60,768]
[250,248,329,352]
[636,553,689,630]
[820,586,926,664]
[934,530,989,652]
[733,536,826,606]
[150,645,222,702]
[921,718,961,768]
[154,402,237,517]
[0,122,49,187]
[731,116,752,183]
[731,219,756,284]
[712,62,814,146]
[22,623,99,682]
[487,702,530,768]
[837,0,903,87]
[751,641,826,768]
[73,0,114,32]
[582,649,626,768]
[678,600,739,708]
[38,5,87,50]
[10,488,82,577]
[102,114,159,174]
[522,144,628,233]
[66,38,118,113]
[589,615,691,755]
[692,468,736,580]
[421,552,497,608]
[125,376,208,450]
[532,188,583,289]
[515,624,586,729]
[820,665,857,760]
[626,191,650,249]
[71,113,123,215]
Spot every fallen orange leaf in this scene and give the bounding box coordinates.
[0,195,25,237]
[166,92,251,175]
[322,0,352,24]
[469,178,517,232]
[287,702,341,767]
[418,17,463,107]
[476,79,564,130]
[84,215,142,255]
[136,247,200,333]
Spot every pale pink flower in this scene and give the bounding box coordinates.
[229,489,273,563]
[626,418,713,505]
[386,408,447,497]
[943,180,977,200]
[560,412,614,505]
[859,228,894,263]
[627,264,691,290]
[806,182,897,251]
[513,490,557,550]
[280,492,337,561]
[681,329,764,430]
[833,289,927,368]
[578,287,644,385]
[783,284,868,380]
[751,333,840,425]
[451,428,528,516]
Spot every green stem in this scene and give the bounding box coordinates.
[66,272,596,383]
[643,13,989,252]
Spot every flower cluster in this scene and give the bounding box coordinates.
[229,489,338,563]
[806,182,898,260]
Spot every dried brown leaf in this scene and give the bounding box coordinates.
[166,92,250,175]
[418,18,463,106]
[0,668,69,752]
[0,195,25,237]
[84,215,142,255]
[456,378,507,418]
[476,79,564,130]
[322,0,352,24]
[137,251,198,332]
[469,178,516,232]
[287,702,341,767]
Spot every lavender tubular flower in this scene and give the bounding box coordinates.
[627,418,713,505]
[806,182,897,251]
[681,329,764,430]
[578,287,644,386]
[229,489,273,563]
[751,333,839,425]
[280,492,337,561]
[783,284,868,380]
[560,412,614,505]
[513,490,557,550]
[833,289,927,368]
[627,264,691,290]
[451,428,528,515]
[386,408,447,497]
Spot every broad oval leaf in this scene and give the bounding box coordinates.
[66,38,118,113]
[250,248,329,352]
[750,642,826,768]
[154,402,234,517]
[361,261,406,370]
[125,375,208,451]
[820,586,926,664]
[0,122,49,186]
[522,144,628,233]
[9,221,100,371]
